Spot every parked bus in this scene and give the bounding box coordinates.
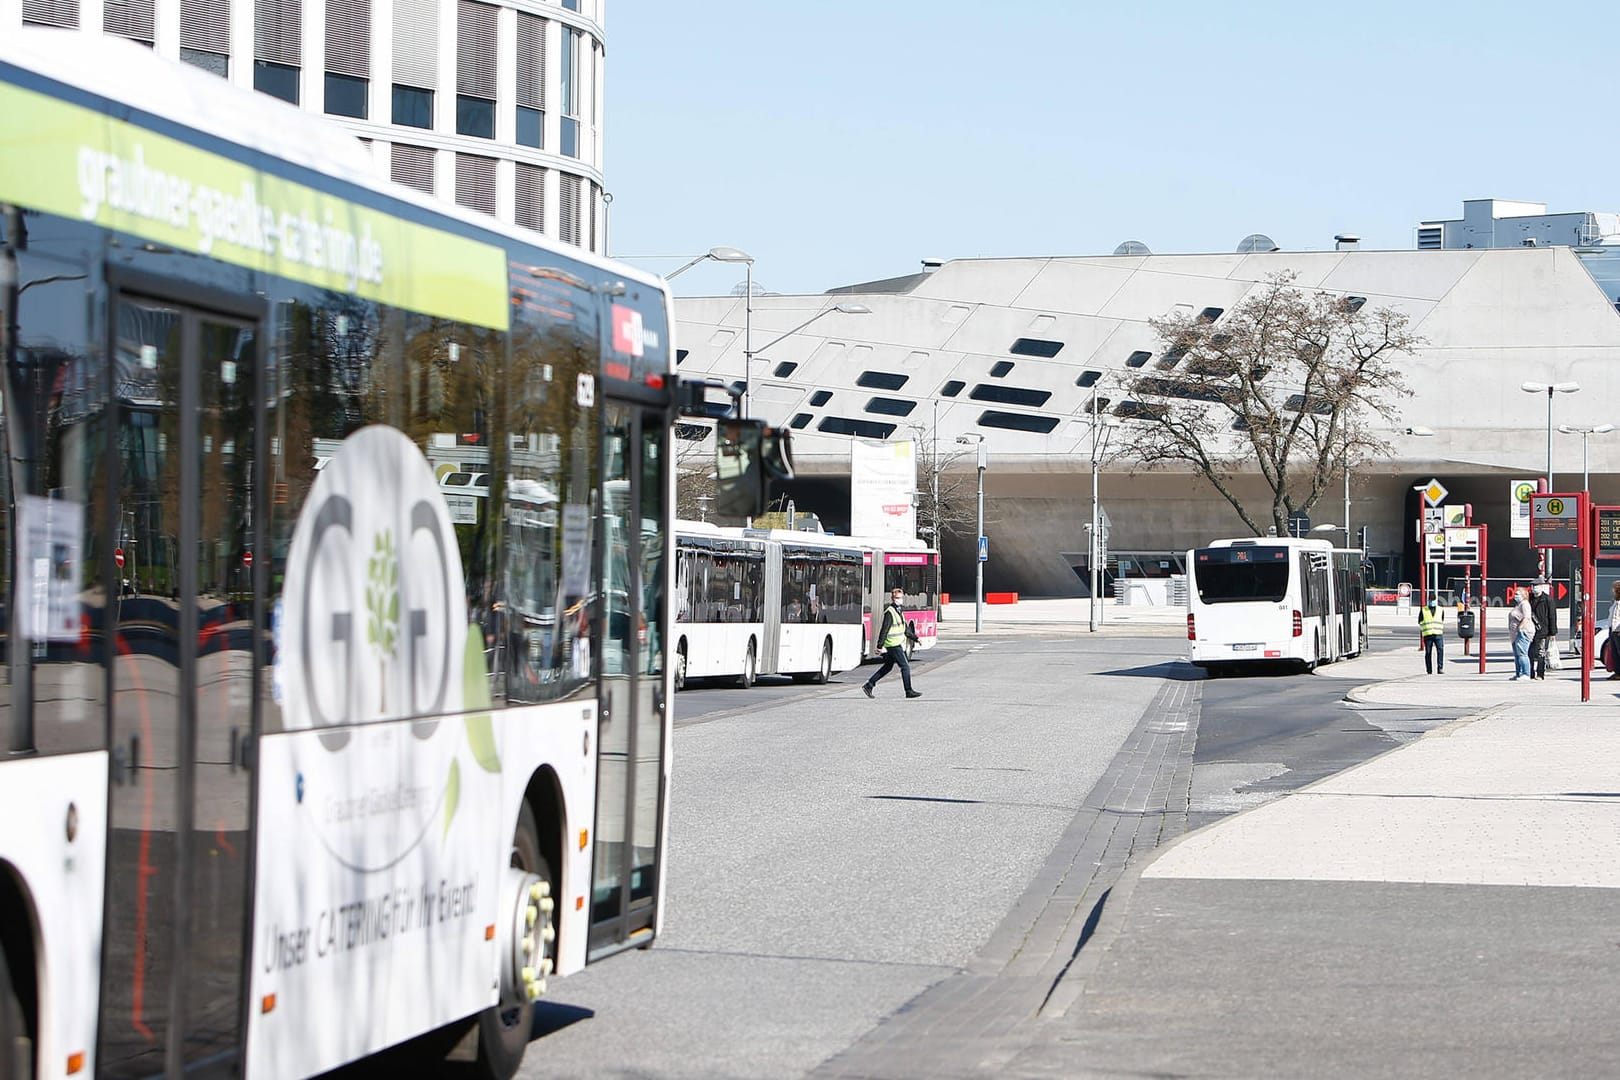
[862,541,941,657]
[1185,537,1367,676]
[671,524,865,688]
[0,31,776,1080]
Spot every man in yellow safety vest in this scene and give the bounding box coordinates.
[863,587,922,699]
[1418,601,1445,674]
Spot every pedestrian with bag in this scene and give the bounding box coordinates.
[1508,586,1534,680]
[1606,580,1620,680]
[1529,581,1557,680]
[863,587,922,699]
[1418,600,1445,674]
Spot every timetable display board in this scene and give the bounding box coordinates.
[1531,493,1583,549]
[1598,506,1620,558]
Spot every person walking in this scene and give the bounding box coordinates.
[863,587,921,699]
[1508,586,1534,680]
[1418,601,1445,674]
[1529,582,1557,680]
[1607,580,1620,680]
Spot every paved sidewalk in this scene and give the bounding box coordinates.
[938,596,1620,1076]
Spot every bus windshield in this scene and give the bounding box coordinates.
[1192,547,1291,603]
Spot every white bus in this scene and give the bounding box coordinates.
[671,525,865,688]
[1186,537,1368,676]
[0,31,780,1080]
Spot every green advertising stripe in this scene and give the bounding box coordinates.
[1,80,509,330]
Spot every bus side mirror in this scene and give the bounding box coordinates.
[714,420,794,518]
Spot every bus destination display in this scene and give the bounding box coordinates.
[1599,507,1620,557]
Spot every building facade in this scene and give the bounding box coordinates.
[5,0,607,251]
[674,243,1620,597]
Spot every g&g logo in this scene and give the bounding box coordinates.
[280,426,467,749]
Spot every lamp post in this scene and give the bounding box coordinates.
[653,245,755,410]
[1558,422,1613,492]
[956,433,986,633]
[1087,388,1118,633]
[749,304,869,416]
[1522,380,1580,581]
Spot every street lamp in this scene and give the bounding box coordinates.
[1557,422,1614,492]
[655,246,756,411]
[749,303,870,417]
[1521,381,1581,489]
[956,433,986,633]
[1522,380,1580,580]
[1087,388,1119,633]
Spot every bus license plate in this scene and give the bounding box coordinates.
[1232,643,1259,651]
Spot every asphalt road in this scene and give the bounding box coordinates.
[509,628,1449,1079]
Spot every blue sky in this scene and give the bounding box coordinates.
[605,1,1609,297]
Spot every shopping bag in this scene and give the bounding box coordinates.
[1545,640,1563,671]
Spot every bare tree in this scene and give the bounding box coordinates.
[673,421,718,521]
[1120,272,1417,537]
[909,421,987,548]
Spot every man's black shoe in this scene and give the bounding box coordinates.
[906,691,922,699]
[862,685,874,699]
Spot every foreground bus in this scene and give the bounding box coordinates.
[0,31,775,1080]
[671,524,864,688]
[861,541,941,658]
[1186,537,1367,676]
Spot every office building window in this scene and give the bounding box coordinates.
[393,84,433,128]
[1125,350,1151,368]
[457,95,495,138]
[560,26,580,158]
[940,380,965,397]
[865,398,916,417]
[325,72,368,117]
[516,105,542,148]
[773,362,798,378]
[970,385,1051,407]
[989,360,1014,378]
[808,390,833,407]
[1009,337,1063,358]
[254,60,299,102]
[180,48,229,77]
[1076,370,1101,388]
[855,371,908,391]
[977,411,1059,433]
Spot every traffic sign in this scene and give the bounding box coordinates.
[243,550,254,568]
[977,536,988,563]
[114,547,124,568]
[1510,479,1536,539]
[1419,478,1448,506]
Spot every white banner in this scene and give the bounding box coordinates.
[1510,479,1535,539]
[850,438,917,540]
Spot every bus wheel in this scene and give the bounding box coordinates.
[813,639,833,684]
[475,802,554,1080]
[736,642,756,689]
[674,642,688,692]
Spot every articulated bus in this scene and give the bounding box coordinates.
[1185,537,1367,676]
[671,524,864,688]
[0,31,771,1080]
[862,541,941,658]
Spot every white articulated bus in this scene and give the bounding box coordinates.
[1186,537,1367,676]
[0,30,781,1080]
[671,524,865,688]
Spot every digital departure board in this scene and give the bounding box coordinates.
[1598,507,1620,557]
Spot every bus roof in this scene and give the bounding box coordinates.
[0,27,666,296]
[1199,536,1334,552]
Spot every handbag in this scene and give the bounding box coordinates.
[1545,639,1563,670]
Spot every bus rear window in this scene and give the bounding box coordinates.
[1192,548,1290,603]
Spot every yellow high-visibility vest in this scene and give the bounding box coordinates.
[1418,607,1444,637]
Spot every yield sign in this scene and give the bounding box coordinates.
[1419,478,1449,506]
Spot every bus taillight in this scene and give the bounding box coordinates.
[1186,614,1196,641]
[1292,610,1303,637]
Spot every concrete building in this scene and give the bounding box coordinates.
[673,237,1620,598]
[1417,198,1620,252]
[5,0,608,251]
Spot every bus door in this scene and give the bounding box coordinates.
[759,544,783,674]
[100,287,259,1076]
[590,400,668,956]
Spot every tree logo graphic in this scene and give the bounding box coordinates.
[366,529,399,711]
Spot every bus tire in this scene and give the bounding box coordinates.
[813,639,832,684]
[474,802,553,1080]
[674,641,688,692]
[0,937,32,1080]
[736,641,756,689]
